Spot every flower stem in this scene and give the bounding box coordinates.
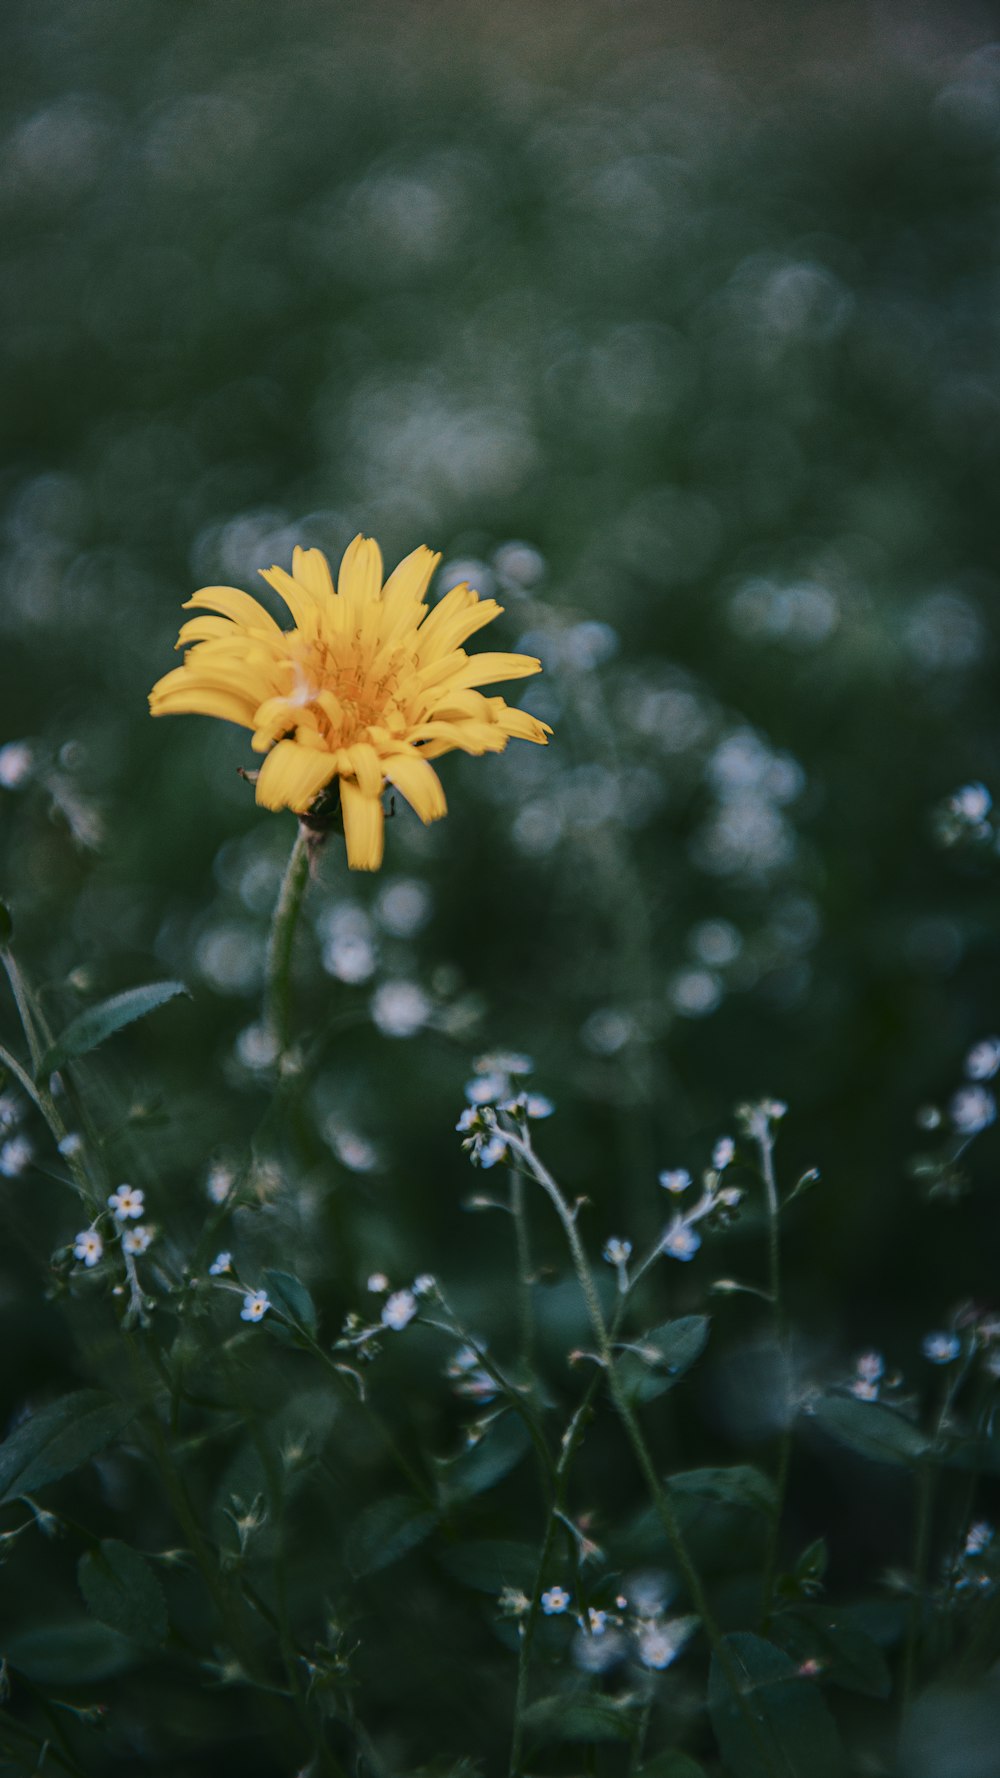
[265,824,312,1055]
[757,1119,791,1631]
[509,1165,535,1369]
[503,1124,782,1778]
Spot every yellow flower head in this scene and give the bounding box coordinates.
[148,535,551,870]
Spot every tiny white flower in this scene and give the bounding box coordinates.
[950,1085,996,1136]
[658,1169,691,1194]
[447,1344,481,1377]
[541,1586,570,1615]
[73,1229,103,1267]
[209,1250,232,1275]
[456,1107,478,1133]
[712,1137,735,1169]
[474,1051,533,1077]
[371,980,431,1039]
[381,1289,417,1331]
[856,1351,884,1383]
[966,1038,1000,1082]
[587,1607,608,1635]
[0,1092,21,1131]
[965,1520,994,1557]
[413,1273,436,1297]
[57,1132,83,1158]
[367,1271,390,1294]
[602,1237,632,1267]
[636,1616,694,1670]
[0,740,34,790]
[948,782,992,824]
[206,1163,235,1204]
[241,1290,271,1322]
[525,1093,554,1119]
[122,1224,153,1255]
[851,1379,879,1401]
[0,1136,34,1177]
[479,1134,508,1169]
[466,1073,506,1105]
[661,1221,701,1262]
[107,1185,144,1221]
[923,1331,961,1366]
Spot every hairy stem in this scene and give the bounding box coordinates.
[757,1118,791,1631]
[265,824,313,1055]
[503,1123,782,1778]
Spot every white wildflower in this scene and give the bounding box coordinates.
[381,1289,417,1331]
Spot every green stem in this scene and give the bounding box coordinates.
[504,1124,782,1778]
[265,825,312,1055]
[509,1165,535,1369]
[758,1121,791,1630]
[901,1459,934,1711]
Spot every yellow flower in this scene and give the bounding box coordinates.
[149,535,551,870]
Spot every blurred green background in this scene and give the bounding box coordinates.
[2,0,1000,1769]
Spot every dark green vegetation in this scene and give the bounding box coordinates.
[1,2,1000,1773]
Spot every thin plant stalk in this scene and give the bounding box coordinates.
[501,1121,782,1778]
[757,1113,791,1631]
[265,823,313,1055]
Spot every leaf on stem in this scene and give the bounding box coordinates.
[37,980,190,1078]
[78,1538,168,1647]
[810,1393,930,1467]
[0,1390,134,1505]
[614,1315,710,1404]
[708,1632,846,1778]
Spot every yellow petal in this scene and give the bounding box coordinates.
[416,588,503,663]
[292,546,335,604]
[344,742,384,798]
[379,545,440,643]
[184,586,283,635]
[497,705,552,744]
[259,565,319,634]
[431,651,543,694]
[338,535,384,612]
[383,750,447,823]
[340,779,385,870]
[255,740,338,813]
[149,681,258,728]
[175,615,239,649]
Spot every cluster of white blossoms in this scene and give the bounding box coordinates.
[456,1051,554,1169]
[533,1580,697,1675]
[603,1130,749,1286]
[0,1091,33,1179]
[349,1269,438,1339]
[70,1182,157,1279]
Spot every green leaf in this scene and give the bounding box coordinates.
[78,1538,168,1647]
[437,1538,538,1594]
[615,1315,710,1404]
[667,1465,776,1515]
[810,1393,930,1467]
[37,980,189,1077]
[637,1757,708,1778]
[438,1412,532,1503]
[780,1536,828,1598]
[349,1495,438,1576]
[5,1619,137,1683]
[263,1268,318,1335]
[0,1390,134,1505]
[708,1632,846,1778]
[771,1608,892,1699]
[523,1692,636,1746]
